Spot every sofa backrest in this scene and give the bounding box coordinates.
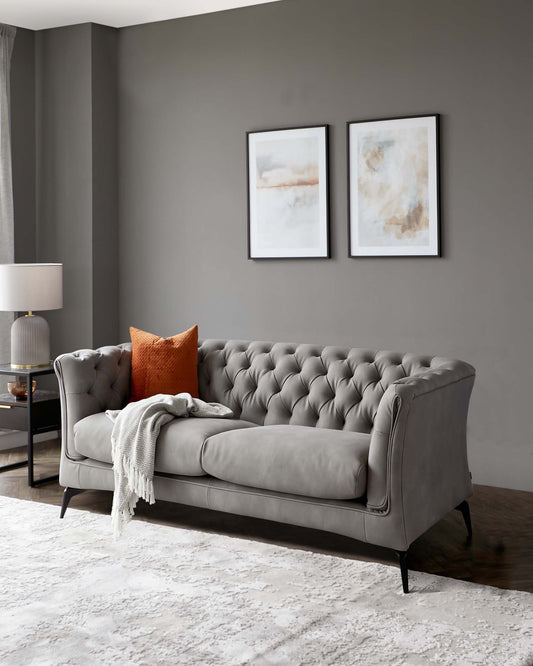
[197,339,467,433]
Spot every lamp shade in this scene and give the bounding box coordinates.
[0,263,63,312]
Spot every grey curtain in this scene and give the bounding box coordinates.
[0,24,16,364]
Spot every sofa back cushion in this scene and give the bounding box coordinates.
[197,340,456,433]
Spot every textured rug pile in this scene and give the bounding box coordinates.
[0,496,532,665]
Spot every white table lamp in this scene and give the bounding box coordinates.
[0,263,63,368]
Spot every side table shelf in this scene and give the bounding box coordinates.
[0,364,61,487]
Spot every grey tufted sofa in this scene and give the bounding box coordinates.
[55,339,476,593]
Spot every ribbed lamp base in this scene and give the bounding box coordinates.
[11,314,51,368]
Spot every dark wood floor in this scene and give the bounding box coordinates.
[2,439,532,594]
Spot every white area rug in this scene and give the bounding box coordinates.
[0,496,532,666]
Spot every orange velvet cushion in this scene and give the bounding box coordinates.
[129,325,199,402]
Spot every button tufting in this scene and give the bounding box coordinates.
[194,339,450,431]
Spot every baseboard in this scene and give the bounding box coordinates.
[0,430,60,451]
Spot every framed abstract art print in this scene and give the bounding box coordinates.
[348,115,440,257]
[247,125,330,259]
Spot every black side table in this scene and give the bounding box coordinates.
[0,364,61,487]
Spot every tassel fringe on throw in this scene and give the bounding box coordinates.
[108,392,233,538]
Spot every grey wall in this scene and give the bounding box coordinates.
[3,27,35,369]
[35,24,93,356]
[117,0,533,491]
[11,27,36,264]
[34,23,118,356]
[91,25,119,348]
[7,0,532,491]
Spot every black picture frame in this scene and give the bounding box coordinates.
[347,114,441,258]
[247,124,330,259]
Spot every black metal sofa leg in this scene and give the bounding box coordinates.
[396,550,409,593]
[394,503,472,593]
[455,500,473,539]
[59,487,85,519]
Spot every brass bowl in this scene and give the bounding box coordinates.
[7,380,36,401]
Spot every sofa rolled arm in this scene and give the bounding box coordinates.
[367,359,475,542]
[54,344,132,460]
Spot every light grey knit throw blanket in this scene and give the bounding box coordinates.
[106,393,233,537]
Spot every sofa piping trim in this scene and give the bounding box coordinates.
[76,457,384,517]
[198,476,381,516]
[54,357,88,464]
[398,390,410,549]
[366,392,402,512]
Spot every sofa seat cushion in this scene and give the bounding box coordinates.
[73,413,257,476]
[202,425,370,500]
